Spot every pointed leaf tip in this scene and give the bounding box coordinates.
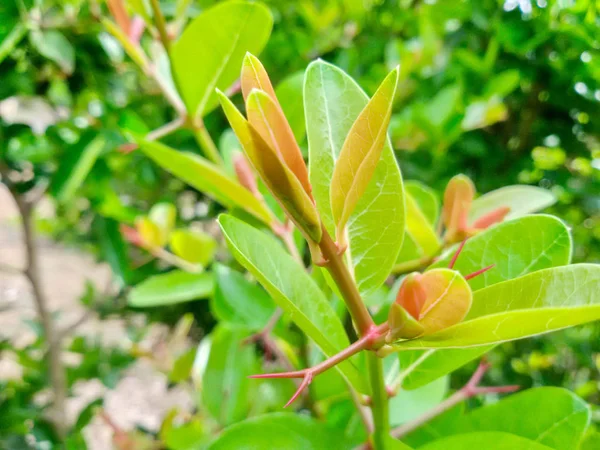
[330,67,400,243]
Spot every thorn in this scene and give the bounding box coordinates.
[464,264,495,280]
[448,239,468,269]
[284,372,313,408]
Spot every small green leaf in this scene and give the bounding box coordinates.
[218,214,366,393]
[390,264,600,349]
[128,271,213,307]
[417,432,552,450]
[211,263,276,329]
[170,229,217,266]
[202,324,258,425]
[172,1,273,117]
[484,70,520,98]
[399,192,441,263]
[207,413,351,450]
[136,137,272,224]
[330,67,400,244]
[432,215,572,291]
[169,347,196,383]
[448,387,590,450]
[30,30,75,74]
[469,185,556,224]
[305,60,404,295]
[390,376,448,427]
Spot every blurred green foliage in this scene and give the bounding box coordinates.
[1,0,599,447]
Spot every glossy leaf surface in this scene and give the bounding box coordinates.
[128,271,213,307]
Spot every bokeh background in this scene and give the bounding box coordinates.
[1,0,599,448]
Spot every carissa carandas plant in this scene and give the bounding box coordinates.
[212,54,600,449]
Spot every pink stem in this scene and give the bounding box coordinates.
[464,264,495,280]
[448,239,468,269]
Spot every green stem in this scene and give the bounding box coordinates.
[368,353,390,449]
[149,0,171,55]
[319,229,374,336]
[193,125,223,166]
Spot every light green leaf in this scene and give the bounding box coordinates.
[172,1,272,117]
[396,193,441,265]
[449,387,590,450]
[148,202,176,245]
[432,215,572,291]
[405,181,439,226]
[170,229,217,266]
[211,263,276,329]
[389,264,600,349]
[275,71,306,142]
[390,376,448,426]
[417,432,552,450]
[136,138,272,224]
[202,324,258,425]
[484,70,520,98]
[305,60,404,295]
[207,413,351,449]
[128,271,213,307]
[30,30,75,74]
[330,67,400,244]
[469,185,556,224]
[397,346,493,390]
[218,214,366,393]
[0,23,27,66]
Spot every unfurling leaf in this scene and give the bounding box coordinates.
[417,269,472,334]
[217,90,322,242]
[396,273,428,320]
[442,174,475,243]
[387,303,425,342]
[330,67,400,247]
[136,216,164,248]
[245,88,311,195]
[170,229,217,266]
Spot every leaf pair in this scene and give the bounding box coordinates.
[218,54,321,242]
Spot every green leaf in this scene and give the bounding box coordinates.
[469,185,556,224]
[148,203,176,240]
[305,60,405,295]
[128,271,213,307]
[432,215,572,291]
[169,347,197,383]
[30,30,75,74]
[397,192,441,265]
[397,346,493,390]
[390,264,600,349]
[417,432,552,450]
[405,181,439,226]
[172,1,273,117]
[330,67,400,245]
[202,324,258,425]
[136,138,272,224]
[448,387,590,449]
[275,71,306,142]
[207,413,351,450]
[389,376,448,426]
[484,70,520,98]
[51,134,106,203]
[170,229,217,266]
[93,217,131,287]
[211,263,276,329]
[0,23,27,65]
[218,214,366,393]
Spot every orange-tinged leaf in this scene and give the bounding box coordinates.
[245,89,312,195]
[136,217,164,248]
[472,206,511,230]
[396,272,428,320]
[330,67,399,246]
[241,52,277,102]
[442,174,475,241]
[217,90,322,242]
[418,268,472,335]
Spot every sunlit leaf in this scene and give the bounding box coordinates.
[275,72,306,142]
[170,229,217,266]
[330,67,400,244]
[218,214,366,393]
[405,181,439,226]
[304,60,404,295]
[172,1,273,117]
[417,432,552,450]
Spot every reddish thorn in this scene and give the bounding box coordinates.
[118,142,138,154]
[472,206,511,230]
[284,373,313,408]
[248,370,304,380]
[464,264,495,280]
[448,239,468,269]
[473,384,520,395]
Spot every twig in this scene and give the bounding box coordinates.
[388,361,519,440]
[119,117,185,153]
[149,0,171,55]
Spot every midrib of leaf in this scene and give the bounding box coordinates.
[319,63,339,164]
[515,227,570,278]
[534,407,587,444]
[420,272,459,319]
[194,6,252,117]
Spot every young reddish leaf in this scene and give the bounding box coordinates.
[330,67,399,247]
[418,268,472,335]
[135,216,165,248]
[471,206,511,230]
[395,272,428,320]
[387,303,425,342]
[245,89,312,195]
[241,52,277,102]
[443,174,475,243]
[217,90,322,242]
